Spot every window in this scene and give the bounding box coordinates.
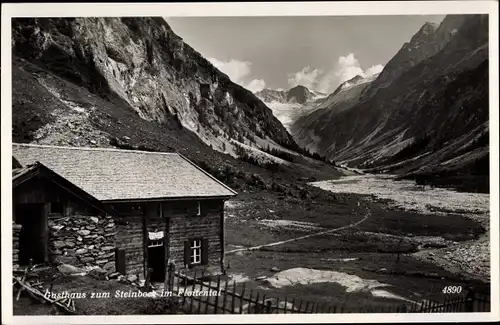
[184,238,208,267]
[190,239,202,265]
[50,202,63,214]
[157,203,163,218]
[148,239,163,248]
[196,201,201,216]
[113,203,143,215]
[148,229,164,247]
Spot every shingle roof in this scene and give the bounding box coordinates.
[12,161,117,216]
[12,164,37,181]
[12,144,237,201]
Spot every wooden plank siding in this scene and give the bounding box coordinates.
[112,199,225,278]
[168,199,223,272]
[115,214,144,276]
[13,177,102,218]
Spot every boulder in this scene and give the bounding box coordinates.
[270,267,280,272]
[53,241,66,249]
[76,248,88,255]
[57,263,84,275]
[127,274,138,283]
[56,256,79,265]
[108,272,120,279]
[103,261,115,271]
[80,257,95,263]
[78,229,91,236]
[65,249,76,256]
[90,217,99,224]
[65,241,76,248]
[89,267,108,280]
[98,252,115,259]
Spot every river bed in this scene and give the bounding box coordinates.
[310,174,491,282]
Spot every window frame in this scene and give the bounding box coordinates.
[148,238,163,248]
[190,239,202,265]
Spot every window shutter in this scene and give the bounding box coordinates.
[183,240,191,267]
[201,238,209,265]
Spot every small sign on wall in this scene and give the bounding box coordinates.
[148,231,164,241]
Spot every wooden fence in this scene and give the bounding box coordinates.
[158,267,490,314]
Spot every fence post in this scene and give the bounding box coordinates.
[255,292,261,314]
[221,279,229,314]
[266,300,272,314]
[465,287,475,312]
[297,299,303,313]
[145,268,152,292]
[165,263,175,292]
[239,283,246,314]
[214,276,222,314]
[231,281,237,314]
[197,272,203,314]
[248,289,254,314]
[204,277,211,314]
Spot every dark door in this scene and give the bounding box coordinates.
[16,203,48,265]
[147,242,165,282]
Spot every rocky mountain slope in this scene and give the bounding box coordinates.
[291,14,489,192]
[12,18,298,156]
[12,17,347,196]
[255,85,325,131]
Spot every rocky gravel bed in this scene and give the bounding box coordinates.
[414,239,490,282]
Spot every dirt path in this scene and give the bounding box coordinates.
[226,208,371,255]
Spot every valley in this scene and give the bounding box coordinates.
[223,175,489,308]
[9,14,491,314]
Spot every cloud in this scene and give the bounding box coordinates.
[208,58,252,84]
[365,64,384,76]
[245,79,266,92]
[287,66,323,89]
[288,54,384,94]
[208,57,266,92]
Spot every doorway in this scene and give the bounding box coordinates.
[15,203,48,265]
[147,240,165,282]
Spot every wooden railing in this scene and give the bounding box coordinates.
[157,266,490,314]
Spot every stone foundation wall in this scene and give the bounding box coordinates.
[13,222,22,270]
[49,215,116,272]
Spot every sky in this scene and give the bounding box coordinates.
[165,15,445,94]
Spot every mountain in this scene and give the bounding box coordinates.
[254,88,287,103]
[291,73,378,153]
[11,18,298,156]
[11,17,344,194]
[286,85,315,104]
[291,14,489,192]
[255,85,325,131]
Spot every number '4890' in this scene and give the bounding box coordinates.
[442,286,462,294]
